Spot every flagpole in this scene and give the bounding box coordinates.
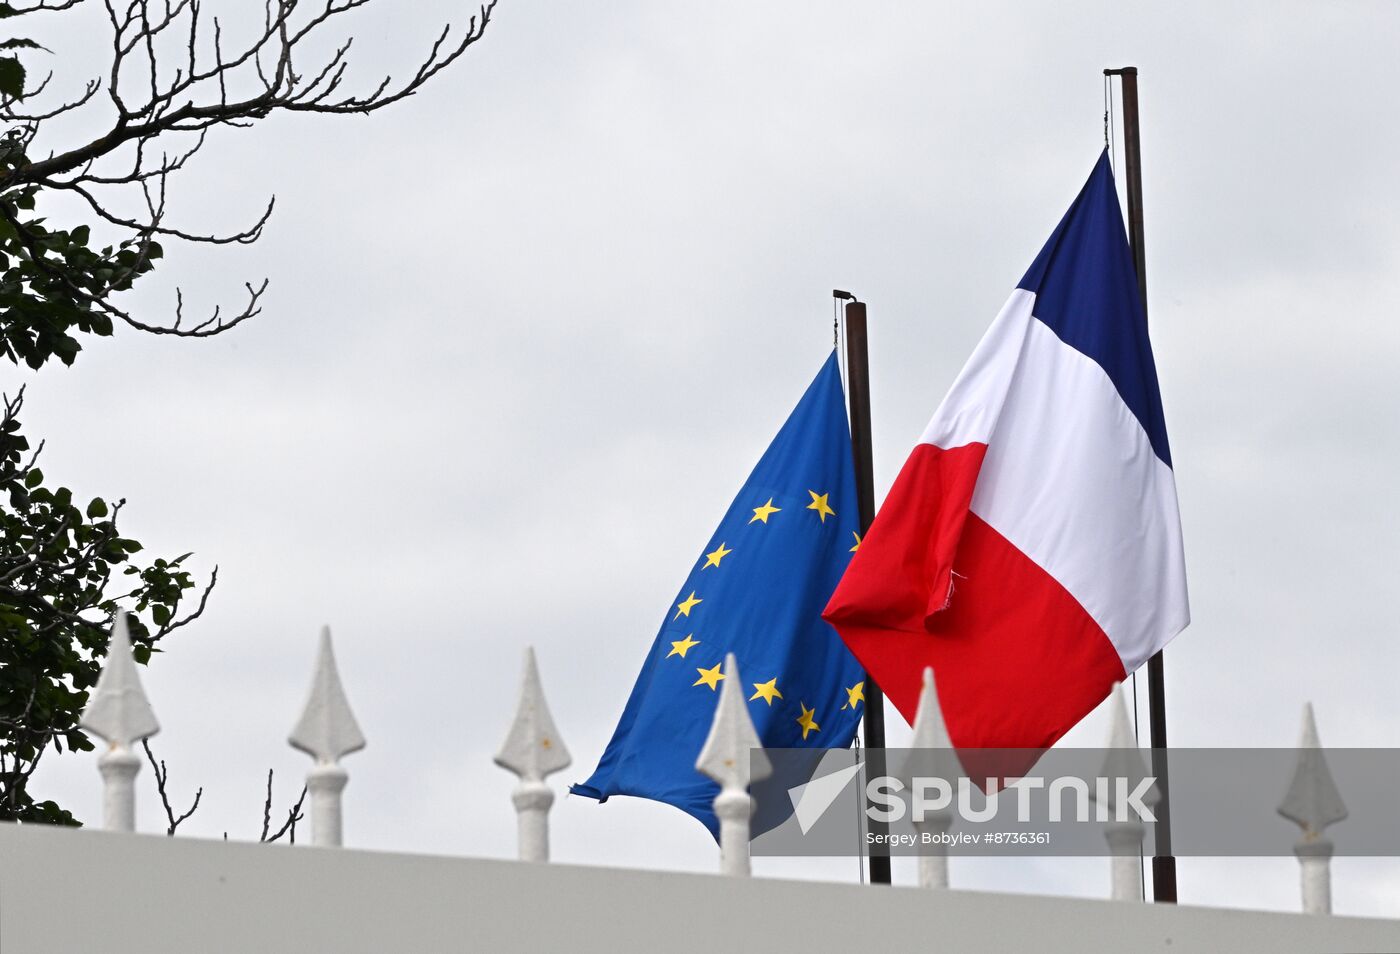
[837,292,892,886]
[1105,65,1178,905]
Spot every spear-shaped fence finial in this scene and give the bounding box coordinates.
[1278,702,1347,914]
[1094,682,1157,901]
[696,653,771,877]
[901,666,961,889]
[494,647,572,862]
[288,626,366,847]
[79,611,160,832]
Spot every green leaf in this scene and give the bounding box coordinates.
[86,497,108,519]
[0,56,24,100]
[23,467,42,488]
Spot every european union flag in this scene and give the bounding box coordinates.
[572,353,866,835]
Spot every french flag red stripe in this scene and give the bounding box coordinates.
[831,446,1127,749]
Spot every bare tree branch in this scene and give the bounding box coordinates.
[141,739,203,835]
[1,0,498,338]
[259,769,306,843]
[10,0,496,184]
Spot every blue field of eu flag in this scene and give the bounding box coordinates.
[572,352,866,836]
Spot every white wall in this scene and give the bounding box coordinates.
[3,824,1400,953]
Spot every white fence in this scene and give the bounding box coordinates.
[2,611,1390,952]
[5,823,1400,954]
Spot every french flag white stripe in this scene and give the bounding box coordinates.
[918,290,1033,450]
[919,289,1189,672]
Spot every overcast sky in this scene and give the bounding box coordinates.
[13,0,1400,916]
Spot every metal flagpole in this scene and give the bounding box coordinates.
[835,290,891,886]
[1104,65,1178,905]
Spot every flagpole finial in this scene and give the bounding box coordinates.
[80,611,160,832]
[697,653,771,877]
[494,647,572,862]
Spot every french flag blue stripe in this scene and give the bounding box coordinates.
[1018,151,1173,469]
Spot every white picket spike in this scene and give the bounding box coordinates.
[288,627,365,846]
[79,611,159,832]
[901,666,961,889]
[80,611,161,748]
[1094,682,1157,901]
[1278,703,1347,914]
[288,627,366,764]
[493,647,572,862]
[695,653,771,877]
[1278,703,1348,837]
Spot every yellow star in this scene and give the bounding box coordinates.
[674,591,702,619]
[750,498,781,524]
[796,702,821,740]
[850,531,862,552]
[841,681,865,710]
[694,662,725,690]
[667,634,700,659]
[806,490,835,523]
[702,542,732,569]
[750,678,782,705]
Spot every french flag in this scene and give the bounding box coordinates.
[824,152,1189,750]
